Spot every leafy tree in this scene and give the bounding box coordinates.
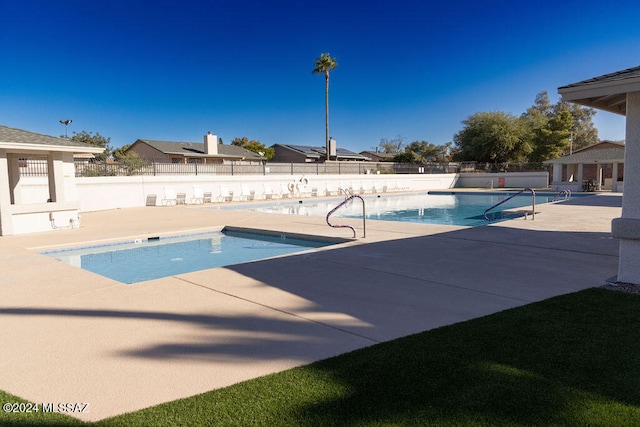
[404,140,447,162]
[522,91,598,159]
[555,99,598,151]
[119,152,149,175]
[528,109,573,162]
[453,111,530,163]
[112,144,131,160]
[393,151,418,163]
[378,135,406,153]
[312,53,338,161]
[70,130,112,161]
[231,137,275,160]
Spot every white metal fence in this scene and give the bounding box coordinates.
[18,159,551,178]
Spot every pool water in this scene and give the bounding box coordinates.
[42,230,332,284]
[226,191,588,227]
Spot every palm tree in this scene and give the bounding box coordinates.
[312,53,338,161]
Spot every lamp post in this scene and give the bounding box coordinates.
[59,119,72,138]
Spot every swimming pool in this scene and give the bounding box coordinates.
[224,191,589,227]
[42,230,334,284]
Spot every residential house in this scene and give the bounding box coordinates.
[359,150,396,162]
[128,133,265,164]
[271,144,370,163]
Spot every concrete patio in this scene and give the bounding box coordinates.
[0,192,622,422]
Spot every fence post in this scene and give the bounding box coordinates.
[231,162,234,176]
[290,162,293,175]
[195,162,198,176]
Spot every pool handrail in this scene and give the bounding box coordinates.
[326,189,366,238]
[552,189,571,202]
[483,188,536,221]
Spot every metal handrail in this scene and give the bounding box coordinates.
[484,188,536,221]
[326,190,366,238]
[552,189,571,202]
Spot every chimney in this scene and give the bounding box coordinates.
[204,131,218,155]
[329,137,337,158]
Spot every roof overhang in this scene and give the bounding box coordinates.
[558,66,640,116]
[0,141,104,154]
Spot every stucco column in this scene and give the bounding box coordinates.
[612,162,619,191]
[612,91,640,284]
[0,151,14,235]
[552,163,562,183]
[47,153,66,202]
[577,164,584,188]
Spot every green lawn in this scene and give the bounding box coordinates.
[2,288,640,426]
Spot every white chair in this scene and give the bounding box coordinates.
[361,181,373,194]
[263,183,278,199]
[162,187,177,205]
[218,185,234,202]
[240,184,255,201]
[325,181,339,196]
[191,186,205,204]
[281,183,293,198]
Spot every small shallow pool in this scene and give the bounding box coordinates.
[42,230,333,284]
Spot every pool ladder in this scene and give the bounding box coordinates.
[484,188,536,221]
[326,189,366,238]
[552,189,571,202]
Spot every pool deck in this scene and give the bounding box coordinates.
[0,191,622,422]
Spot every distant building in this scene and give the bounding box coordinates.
[544,140,625,192]
[0,124,103,235]
[359,150,396,162]
[128,133,265,163]
[271,144,370,163]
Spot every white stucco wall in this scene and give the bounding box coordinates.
[75,174,458,212]
[13,172,550,216]
[455,172,548,189]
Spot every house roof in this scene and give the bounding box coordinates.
[275,144,371,160]
[0,125,104,153]
[360,151,396,160]
[543,147,625,164]
[558,65,640,115]
[133,139,265,160]
[572,140,624,154]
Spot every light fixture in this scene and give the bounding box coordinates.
[59,119,72,138]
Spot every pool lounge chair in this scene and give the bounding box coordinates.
[280,183,292,198]
[162,187,178,205]
[203,192,212,203]
[240,184,255,201]
[218,186,234,202]
[263,183,279,199]
[190,186,205,204]
[176,193,187,205]
[325,181,339,196]
[360,181,374,194]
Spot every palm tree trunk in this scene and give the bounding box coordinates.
[325,71,330,161]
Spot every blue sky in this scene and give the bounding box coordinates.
[2,0,639,153]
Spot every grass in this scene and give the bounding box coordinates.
[2,288,640,426]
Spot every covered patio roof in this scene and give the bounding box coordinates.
[558,65,640,115]
[544,147,625,165]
